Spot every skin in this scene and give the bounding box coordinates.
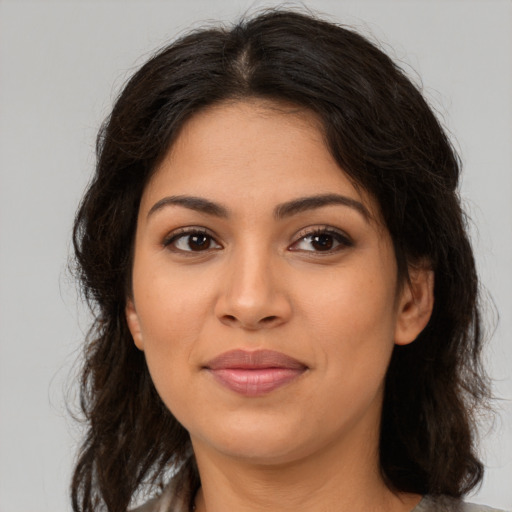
[126,100,434,512]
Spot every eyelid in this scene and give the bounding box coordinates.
[162,226,222,252]
[161,224,352,254]
[288,225,354,253]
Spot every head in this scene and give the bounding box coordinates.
[72,9,488,512]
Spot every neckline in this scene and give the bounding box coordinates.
[189,493,430,512]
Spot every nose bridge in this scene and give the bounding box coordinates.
[217,238,290,329]
[228,239,274,310]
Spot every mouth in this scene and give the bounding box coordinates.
[204,349,308,397]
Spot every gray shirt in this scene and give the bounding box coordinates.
[131,458,508,512]
[414,496,507,512]
[132,486,508,512]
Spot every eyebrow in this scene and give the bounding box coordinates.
[147,193,370,221]
[274,193,370,220]
[147,195,229,219]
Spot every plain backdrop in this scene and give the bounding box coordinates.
[0,1,511,511]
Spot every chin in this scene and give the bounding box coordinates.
[189,415,311,464]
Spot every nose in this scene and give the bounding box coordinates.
[214,247,292,330]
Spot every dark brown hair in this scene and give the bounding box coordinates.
[71,9,490,512]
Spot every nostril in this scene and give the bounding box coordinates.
[221,314,279,326]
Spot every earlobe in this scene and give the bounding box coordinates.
[125,298,144,350]
[394,268,434,346]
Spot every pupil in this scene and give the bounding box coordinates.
[312,234,333,251]
[189,234,209,250]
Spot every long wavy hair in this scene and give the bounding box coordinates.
[71,9,490,512]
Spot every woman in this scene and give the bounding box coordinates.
[71,9,501,512]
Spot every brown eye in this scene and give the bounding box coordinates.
[165,230,222,252]
[289,229,353,253]
[186,233,211,251]
[310,233,334,251]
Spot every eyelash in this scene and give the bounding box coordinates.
[162,227,221,253]
[289,226,353,254]
[162,226,353,255]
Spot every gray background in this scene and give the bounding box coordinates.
[0,1,511,510]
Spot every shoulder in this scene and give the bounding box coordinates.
[415,495,510,512]
[129,456,198,512]
[129,489,184,512]
[129,494,173,512]
[129,491,180,512]
[128,473,191,512]
[461,505,510,512]
[129,498,159,512]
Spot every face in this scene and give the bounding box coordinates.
[126,100,432,467]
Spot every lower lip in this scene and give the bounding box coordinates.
[208,368,305,396]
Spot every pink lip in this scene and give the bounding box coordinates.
[204,349,307,397]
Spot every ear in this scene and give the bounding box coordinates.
[125,298,144,350]
[394,267,434,346]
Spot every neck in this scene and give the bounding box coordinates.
[191,422,421,512]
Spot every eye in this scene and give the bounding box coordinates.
[289,227,353,253]
[163,228,222,253]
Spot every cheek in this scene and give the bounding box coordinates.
[294,259,398,393]
[298,261,398,342]
[131,264,215,400]
[133,259,213,342]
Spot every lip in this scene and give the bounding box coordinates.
[204,349,308,397]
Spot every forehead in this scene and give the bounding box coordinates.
[140,99,378,221]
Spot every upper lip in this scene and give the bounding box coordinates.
[205,349,307,370]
